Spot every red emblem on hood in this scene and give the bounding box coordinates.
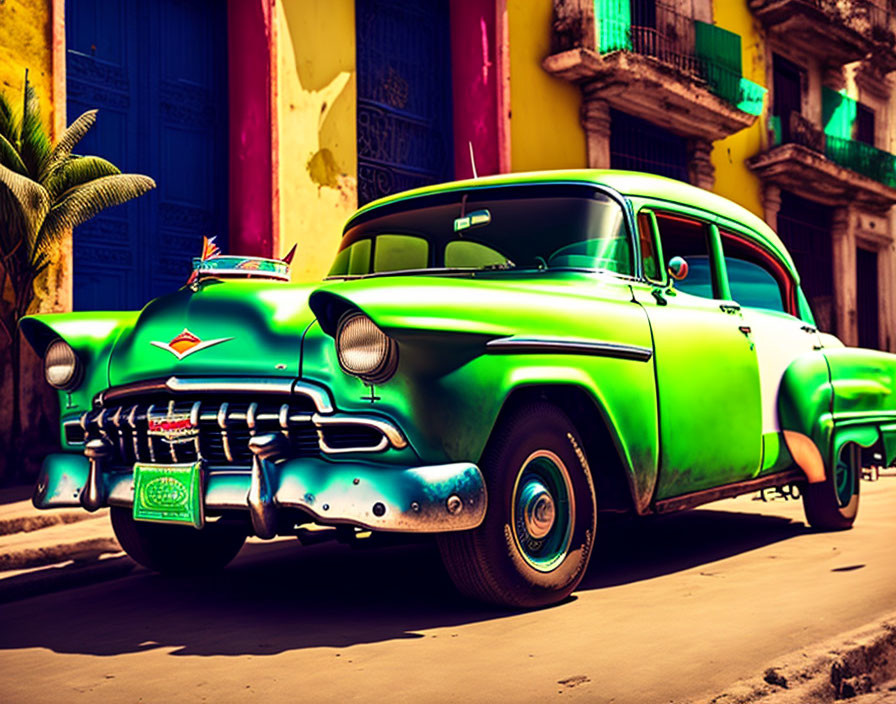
[150,328,233,361]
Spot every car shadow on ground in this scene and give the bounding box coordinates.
[0,504,807,658]
[582,505,807,590]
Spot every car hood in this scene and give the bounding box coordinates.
[108,279,319,386]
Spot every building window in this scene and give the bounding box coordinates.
[609,110,689,182]
[772,54,805,143]
[855,103,875,146]
[776,191,834,333]
[857,246,880,349]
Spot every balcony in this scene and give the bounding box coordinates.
[544,1,765,143]
[749,0,896,70]
[748,111,896,209]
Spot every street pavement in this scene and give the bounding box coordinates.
[1,476,896,702]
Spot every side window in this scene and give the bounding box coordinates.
[654,213,715,298]
[725,259,786,312]
[372,234,428,273]
[720,231,793,314]
[636,211,662,282]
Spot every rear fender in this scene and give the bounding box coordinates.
[779,347,896,480]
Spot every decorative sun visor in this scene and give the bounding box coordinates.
[192,255,291,282]
[188,237,295,283]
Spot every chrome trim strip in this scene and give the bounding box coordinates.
[97,376,335,414]
[312,413,408,453]
[485,337,653,362]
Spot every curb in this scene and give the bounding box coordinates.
[0,510,99,537]
[696,612,896,703]
[0,536,123,571]
[0,555,136,604]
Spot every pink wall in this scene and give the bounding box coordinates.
[228,0,275,257]
[449,0,510,179]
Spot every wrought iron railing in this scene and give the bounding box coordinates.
[826,134,896,188]
[598,1,766,115]
[770,111,896,188]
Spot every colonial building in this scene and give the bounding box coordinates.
[2,0,895,349]
[543,0,896,351]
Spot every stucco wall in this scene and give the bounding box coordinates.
[276,0,357,282]
[0,0,54,129]
[709,0,766,218]
[507,0,585,171]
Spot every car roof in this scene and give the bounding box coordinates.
[345,169,798,281]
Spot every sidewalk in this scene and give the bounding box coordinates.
[0,484,134,602]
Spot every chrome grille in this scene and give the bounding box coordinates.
[79,399,322,466]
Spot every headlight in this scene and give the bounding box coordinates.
[336,312,398,384]
[44,339,82,390]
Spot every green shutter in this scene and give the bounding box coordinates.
[822,86,857,139]
[695,21,742,106]
[596,0,632,52]
[737,77,767,116]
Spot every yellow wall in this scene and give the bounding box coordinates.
[277,0,357,282]
[0,0,54,133]
[508,0,586,171]
[709,1,766,218]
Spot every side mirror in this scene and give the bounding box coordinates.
[667,256,689,281]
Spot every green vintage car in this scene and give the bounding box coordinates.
[21,170,896,607]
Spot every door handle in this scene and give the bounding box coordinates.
[800,324,817,334]
[719,303,741,314]
[651,288,667,306]
[739,325,752,335]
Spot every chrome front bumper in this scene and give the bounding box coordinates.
[33,453,487,534]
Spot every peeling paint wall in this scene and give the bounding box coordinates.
[709,0,766,218]
[507,0,585,171]
[277,0,357,283]
[0,0,54,130]
[0,0,63,478]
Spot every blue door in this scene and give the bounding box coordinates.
[66,0,227,311]
[355,0,454,206]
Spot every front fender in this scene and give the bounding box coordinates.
[19,312,139,419]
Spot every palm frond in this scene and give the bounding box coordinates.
[18,83,51,179]
[0,91,18,144]
[0,134,27,175]
[45,156,121,200]
[37,173,155,257]
[42,110,98,179]
[0,179,30,259]
[0,160,50,252]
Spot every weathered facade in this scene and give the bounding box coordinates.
[746,0,896,350]
[541,0,896,351]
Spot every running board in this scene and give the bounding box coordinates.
[653,469,805,514]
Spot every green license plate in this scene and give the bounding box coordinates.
[133,462,204,529]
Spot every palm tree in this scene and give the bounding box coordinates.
[0,74,156,482]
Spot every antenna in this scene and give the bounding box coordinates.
[468,141,479,179]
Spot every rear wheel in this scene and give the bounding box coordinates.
[111,507,247,574]
[438,403,597,608]
[802,442,860,530]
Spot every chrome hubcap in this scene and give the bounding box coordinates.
[511,449,575,573]
[521,481,555,539]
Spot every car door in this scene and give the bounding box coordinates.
[630,206,763,499]
[717,226,822,475]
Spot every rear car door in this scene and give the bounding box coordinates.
[630,206,763,499]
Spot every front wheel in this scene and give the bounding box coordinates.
[437,403,597,608]
[111,507,248,574]
[802,442,860,531]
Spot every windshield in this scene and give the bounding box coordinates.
[328,184,631,278]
